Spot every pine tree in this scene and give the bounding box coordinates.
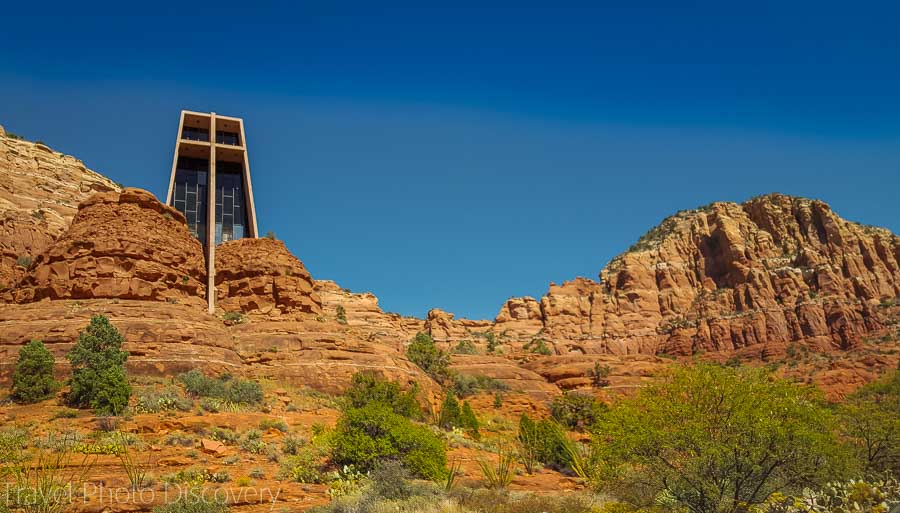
[461,401,480,439]
[438,392,462,429]
[11,339,58,403]
[66,315,131,415]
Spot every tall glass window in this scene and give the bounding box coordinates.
[182,127,210,142]
[214,161,248,244]
[172,157,209,247]
[216,131,240,145]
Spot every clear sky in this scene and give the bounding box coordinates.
[1,1,898,320]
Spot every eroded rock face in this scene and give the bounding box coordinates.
[0,133,119,290]
[425,308,491,341]
[513,195,899,357]
[12,188,207,307]
[0,300,239,381]
[215,238,322,316]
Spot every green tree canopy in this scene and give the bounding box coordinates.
[840,367,900,475]
[592,364,849,513]
[406,332,450,383]
[331,403,447,481]
[344,371,422,419]
[66,315,131,415]
[11,339,58,403]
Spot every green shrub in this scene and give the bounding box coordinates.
[11,339,59,403]
[258,418,289,432]
[438,392,462,430]
[589,362,611,387]
[523,337,553,355]
[279,447,325,483]
[549,392,606,431]
[460,401,480,438]
[177,371,263,406]
[518,414,571,472]
[240,429,268,454]
[66,315,131,415]
[282,434,305,455]
[593,364,849,513]
[406,332,450,383]
[839,368,900,474]
[484,332,499,353]
[331,403,447,480]
[133,387,192,413]
[450,373,508,398]
[336,305,347,324]
[15,255,32,268]
[452,340,478,355]
[222,311,244,324]
[369,460,429,501]
[344,372,421,419]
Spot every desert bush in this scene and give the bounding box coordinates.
[258,418,289,432]
[222,311,244,324]
[550,391,606,431]
[133,387,192,413]
[239,429,268,454]
[517,414,571,472]
[450,373,508,398]
[66,315,131,415]
[344,372,421,419]
[279,447,326,483]
[592,364,849,513]
[11,339,59,404]
[370,459,417,500]
[452,340,478,355]
[177,370,263,406]
[839,368,900,474]
[589,362,612,387]
[336,305,347,324]
[523,337,553,355]
[331,403,447,480]
[282,434,305,455]
[406,332,450,383]
[477,446,516,490]
[3,432,96,513]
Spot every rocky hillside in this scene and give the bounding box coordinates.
[0,126,897,403]
[0,125,120,291]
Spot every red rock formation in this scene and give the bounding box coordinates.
[526,195,898,357]
[424,308,491,342]
[0,131,119,290]
[215,238,322,316]
[12,188,207,307]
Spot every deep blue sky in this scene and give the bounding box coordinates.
[1,1,898,319]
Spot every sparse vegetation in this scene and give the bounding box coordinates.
[336,304,347,324]
[15,255,32,268]
[550,391,606,431]
[523,337,553,355]
[450,373,508,398]
[477,445,516,489]
[177,370,263,406]
[222,311,245,324]
[452,339,478,354]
